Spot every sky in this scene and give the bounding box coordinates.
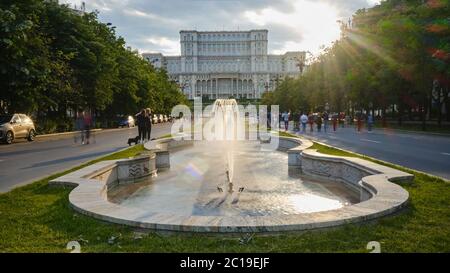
[60,0,380,56]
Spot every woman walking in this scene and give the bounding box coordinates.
[136,109,146,143]
[145,108,152,142]
[316,114,322,132]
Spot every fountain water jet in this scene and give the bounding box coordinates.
[212,99,245,196]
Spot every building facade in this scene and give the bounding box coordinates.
[143,30,305,100]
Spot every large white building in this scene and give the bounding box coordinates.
[143,30,306,100]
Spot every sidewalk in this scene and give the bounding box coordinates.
[36,129,102,139]
[35,127,135,139]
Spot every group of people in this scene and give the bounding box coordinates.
[298,112,336,133]
[281,111,375,133]
[75,111,93,145]
[136,108,152,143]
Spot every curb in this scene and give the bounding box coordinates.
[36,129,103,139]
[35,127,137,139]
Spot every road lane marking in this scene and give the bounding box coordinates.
[441,153,450,156]
[360,139,381,144]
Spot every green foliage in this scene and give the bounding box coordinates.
[266,0,450,126]
[0,0,187,132]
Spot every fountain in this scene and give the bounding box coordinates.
[213,99,243,196]
[50,99,413,233]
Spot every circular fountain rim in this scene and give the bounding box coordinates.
[49,135,413,233]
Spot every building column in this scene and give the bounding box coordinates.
[209,79,213,99]
[231,79,234,97]
[216,78,218,99]
[239,79,242,99]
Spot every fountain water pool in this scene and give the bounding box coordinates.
[108,141,359,216]
[50,99,412,233]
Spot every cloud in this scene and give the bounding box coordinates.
[143,36,180,55]
[60,0,379,55]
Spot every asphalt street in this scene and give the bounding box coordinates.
[1,121,449,193]
[0,123,172,193]
[292,126,450,180]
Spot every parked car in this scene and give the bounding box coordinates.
[158,114,164,123]
[118,116,135,128]
[0,114,36,144]
[163,115,169,122]
[152,114,158,124]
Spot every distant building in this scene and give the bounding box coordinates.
[143,30,306,100]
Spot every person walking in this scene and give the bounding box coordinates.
[300,113,308,133]
[74,111,85,144]
[367,113,374,132]
[332,114,338,132]
[308,113,314,132]
[282,111,290,131]
[83,111,92,144]
[293,112,299,132]
[145,108,152,141]
[136,109,146,143]
[323,111,329,133]
[356,114,362,132]
[316,114,322,132]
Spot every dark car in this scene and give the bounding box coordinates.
[118,116,135,128]
[0,114,36,144]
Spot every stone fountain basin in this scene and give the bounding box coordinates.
[49,136,413,233]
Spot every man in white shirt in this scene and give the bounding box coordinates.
[282,111,290,131]
[300,113,308,133]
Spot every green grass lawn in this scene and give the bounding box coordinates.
[0,137,449,253]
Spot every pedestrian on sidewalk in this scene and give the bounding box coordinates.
[74,111,85,144]
[340,112,345,128]
[323,111,329,133]
[83,111,92,144]
[357,114,362,132]
[293,112,300,132]
[282,111,290,131]
[136,109,146,142]
[308,113,314,132]
[367,113,374,132]
[300,113,308,133]
[145,108,152,141]
[345,115,350,127]
[332,114,338,132]
[316,114,322,132]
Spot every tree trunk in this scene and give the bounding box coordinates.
[421,97,427,131]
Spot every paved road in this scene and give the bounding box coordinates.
[291,126,450,180]
[0,123,172,193]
